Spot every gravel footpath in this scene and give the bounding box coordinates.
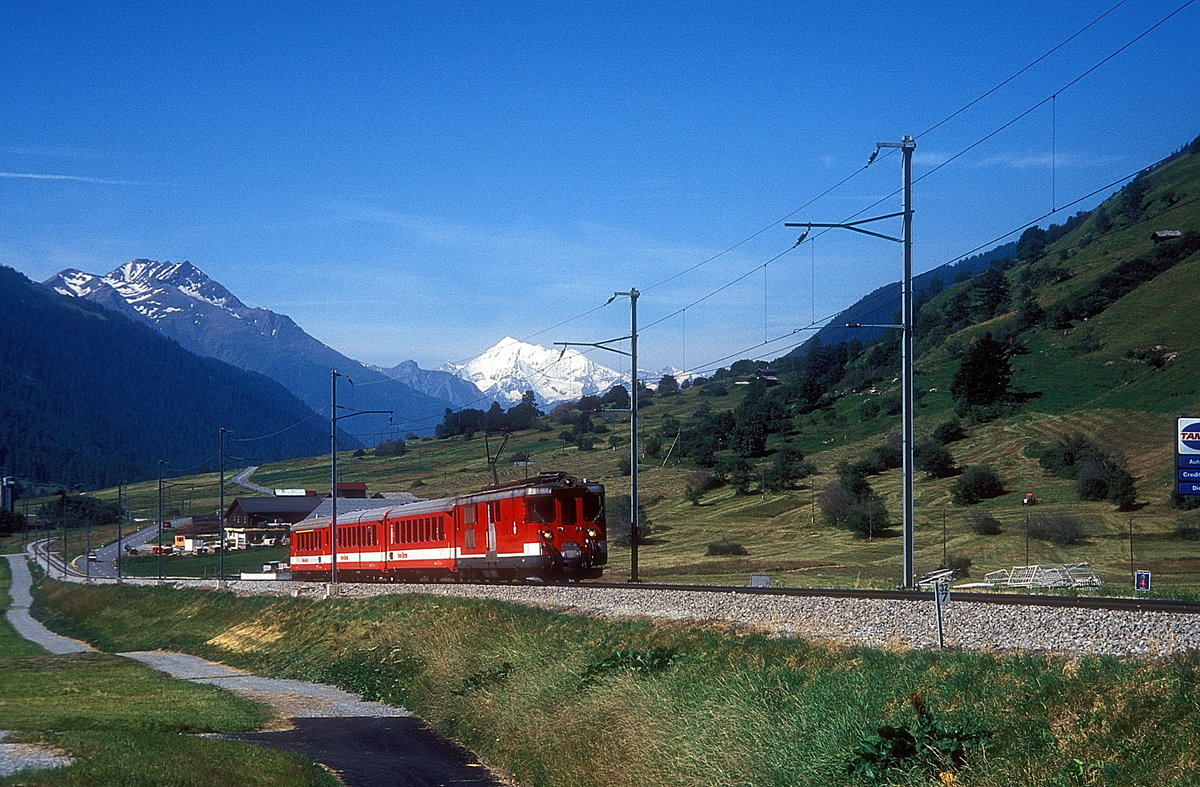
[3,554,94,655]
[120,650,410,725]
[4,551,506,785]
[0,731,73,779]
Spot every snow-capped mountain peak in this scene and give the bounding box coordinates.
[46,259,247,322]
[48,268,105,298]
[44,259,455,437]
[443,337,626,406]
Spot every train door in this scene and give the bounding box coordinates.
[485,500,499,561]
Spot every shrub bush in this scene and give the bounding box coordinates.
[951,465,1004,505]
[1170,489,1200,510]
[1026,514,1087,545]
[1173,525,1200,541]
[965,510,1002,535]
[818,479,889,538]
[915,442,957,478]
[706,538,749,556]
[606,494,651,546]
[932,419,966,445]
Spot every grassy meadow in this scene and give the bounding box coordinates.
[0,562,336,786]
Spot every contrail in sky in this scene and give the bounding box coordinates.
[0,171,147,185]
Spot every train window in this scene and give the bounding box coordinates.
[463,505,476,525]
[487,501,500,524]
[527,496,555,523]
[583,493,603,522]
[464,528,476,549]
[561,497,577,526]
[437,517,445,540]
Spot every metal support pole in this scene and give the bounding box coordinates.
[1025,515,1030,566]
[1128,516,1134,585]
[116,481,124,580]
[219,428,229,584]
[326,373,388,590]
[899,136,915,588]
[59,496,67,579]
[786,135,916,587]
[331,370,340,587]
[554,289,641,581]
[157,460,167,582]
[626,288,640,583]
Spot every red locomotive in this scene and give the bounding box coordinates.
[290,472,607,582]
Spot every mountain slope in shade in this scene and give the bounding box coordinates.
[45,260,452,438]
[373,360,485,409]
[785,243,1015,358]
[443,337,626,406]
[0,265,331,488]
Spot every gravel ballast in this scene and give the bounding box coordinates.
[97,575,1200,659]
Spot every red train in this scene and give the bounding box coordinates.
[290,472,607,582]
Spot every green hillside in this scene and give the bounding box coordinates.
[0,267,331,492]
[16,138,1200,595]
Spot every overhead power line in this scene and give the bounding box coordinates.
[678,144,1198,376]
[629,0,1194,373]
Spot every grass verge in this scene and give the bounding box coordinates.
[0,562,336,786]
[31,577,1200,787]
[119,546,289,579]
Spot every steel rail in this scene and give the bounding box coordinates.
[568,581,1200,615]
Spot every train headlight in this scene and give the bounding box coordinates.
[539,529,554,541]
[586,528,599,538]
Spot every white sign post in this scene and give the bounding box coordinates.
[934,580,950,649]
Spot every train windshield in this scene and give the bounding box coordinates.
[526,496,556,523]
[582,492,603,522]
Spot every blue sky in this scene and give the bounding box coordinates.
[2,1,1197,377]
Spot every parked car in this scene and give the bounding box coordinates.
[86,552,98,561]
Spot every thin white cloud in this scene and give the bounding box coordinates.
[971,153,1059,170]
[0,171,148,186]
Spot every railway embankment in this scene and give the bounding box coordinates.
[28,561,1200,787]
[41,561,1200,658]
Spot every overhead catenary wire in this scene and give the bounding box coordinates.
[630,0,1194,367]
[676,160,1200,378]
[638,0,1148,300]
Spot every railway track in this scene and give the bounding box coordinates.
[572,580,1200,615]
[28,535,1198,616]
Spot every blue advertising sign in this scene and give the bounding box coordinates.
[1135,570,1152,592]
[1179,418,1200,455]
[1177,418,1200,496]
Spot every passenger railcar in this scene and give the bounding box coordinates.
[289,472,607,582]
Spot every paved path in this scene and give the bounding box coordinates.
[120,651,408,723]
[232,465,273,495]
[3,550,506,786]
[3,553,94,654]
[84,522,160,579]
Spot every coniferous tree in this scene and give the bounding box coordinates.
[950,333,1013,417]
